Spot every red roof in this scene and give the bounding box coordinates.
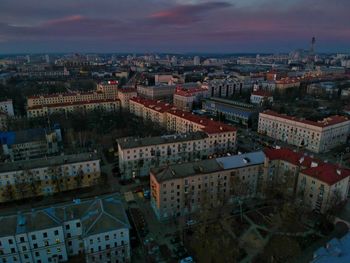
[251,90,272,97]
[264,148,350,185]
[262,110,349,127]
[174,87,208,97]
[167,109,236,134]
[130,97,236,134]
[118,88,137,93]
[264,148,319,167]
[130,97,176,113]
[28,98,120,110]
[301,163,350,185]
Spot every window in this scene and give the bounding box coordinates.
[65,225,70,230]
[54,230,59,236]
[43,232,47,238]
[76,222,81,228]
[31,235,36,240]
[20,237,25,243]
[8,239,13,245]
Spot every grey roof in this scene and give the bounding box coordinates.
[0,194,129,238]
[151,151,265,183]
[118,132,208,150]
[216,151,265,170]
[204,97,255,110]
[13,128,46,144]
[151,159,223,183]
[0,152,99,173]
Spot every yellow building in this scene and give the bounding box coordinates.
[0,153,101,203]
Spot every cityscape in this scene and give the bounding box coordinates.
[0,1,350,263]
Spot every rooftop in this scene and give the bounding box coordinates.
[0,194,129,238]
[264,148,350,185]
[151,151,264,182]
[28,98,120,110]
[0,152,99,173]
[118,132,208,150]
[261,110,349,127]
[251,90,273,97]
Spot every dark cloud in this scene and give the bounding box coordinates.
[0,0,348,53]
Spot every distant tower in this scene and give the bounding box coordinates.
[310,36,316,54]
[193,56,200,66]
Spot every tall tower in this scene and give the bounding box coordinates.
[310,36,316,54]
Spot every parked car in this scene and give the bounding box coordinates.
[186,219,197,227]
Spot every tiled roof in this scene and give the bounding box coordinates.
[261,110,349,127]
[264,148,350,185]
[251,90,272,97]
[301,163,350,185]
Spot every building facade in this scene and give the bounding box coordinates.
[263,148,350,213]
[173,87,208,112]
[203,98,257,126]
[258,110,350,153]
[136,84,176,100]
[0,153,101,203]
[150,151,265,220]
[0,100,14,116]
[0,194,130,263]
[250,90,273,105]
[0,127,62,161]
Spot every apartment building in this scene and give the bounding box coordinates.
[263,148,350,213]
[0,100,14,116]
[150,151,265,220]
[117,88,137,110]
[0,126,62,161]
[0,153,101,203]
[129,97,237,151]
[97,81,119,99]
[137,84,176,100]
[250,90,273,105]
[27,99,120,118]
[258,110,350,153]
[275,78,301,90]
[0,194,130,263]
[173,87,208,111]
[207,78,251,98]
[118,132,217,179]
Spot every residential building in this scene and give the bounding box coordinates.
[137,84,176,100]
[173,86,208,111]
[250,90,273,105]
[0,100,14,116]
[206,77,252,98]
[0,126,62,161]
[150,151,265,220]
[97,80,119,99]
[0,113,8,131]
[0,153,101,203]
[27,99,120,118]
[118,132,215,179]
[0,194,130,263]
[275,78,301,90]
[258,110,350,153]
[263,148,350,213]
[203,98,257,126]
[117,88,137,110]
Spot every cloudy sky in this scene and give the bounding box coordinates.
[0,0,349,53]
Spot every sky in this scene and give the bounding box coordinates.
[0,0,349,54]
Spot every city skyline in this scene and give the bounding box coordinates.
[0,0,349,54]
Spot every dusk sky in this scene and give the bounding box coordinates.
[0,0,349,53]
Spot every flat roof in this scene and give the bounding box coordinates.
[0,152,100,173]
[117,132,208,150]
